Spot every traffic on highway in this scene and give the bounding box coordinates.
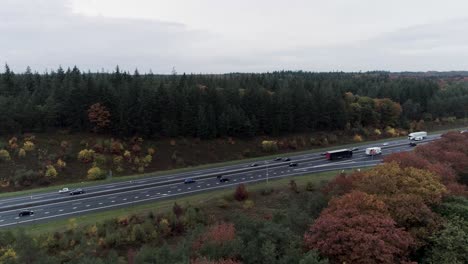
[0,134,439,228]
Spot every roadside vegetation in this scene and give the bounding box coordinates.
[0,132,466,263]
[1,67,468,193]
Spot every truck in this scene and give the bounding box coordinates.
[408,131,427,141]
[365,147,381,156]
[325,149,353,160]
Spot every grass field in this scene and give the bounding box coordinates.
[10,169,349,236]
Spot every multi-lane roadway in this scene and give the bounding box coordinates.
[0,135,439,228]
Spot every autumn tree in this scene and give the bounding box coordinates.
[304,191,414,264]
[234,184,249,201]
[87,103,111,132]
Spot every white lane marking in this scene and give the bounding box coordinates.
[197,185,201,188]
[72,202,81,205]
[134,196,139,199]
[207,184,210,186]
[108,197,117,199]
[123,198,127,201]
[242,178,245,180]
[187,187,191,190]
[216,183,219,185]
[59,209,64,212]
[167,191,171,193]
[15,217,19,219]
[281,171,284,173]
[162,194,168,196]
[99,203,103,205]
[111,200,115,203]
[0,220,4,222]
[177,189,182,191]
[233,179,237,181]
[157,193,161,195]
[146,194,150,197]
[44,212,49,214]
[86,205,90,207]
[0,163,382,228]
[72,207,77,210]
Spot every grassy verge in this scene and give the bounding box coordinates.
[1,125,465,200]
[15,169,348,236]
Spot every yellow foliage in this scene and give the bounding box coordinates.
[67,218,77,232]
[0,246,17,261]
[87,166,104,180]
[78,149,95,163]
[133,156,140,165]
[243,199,255,209]
[374,129,382,136]
[18,148,26,158]
[385,127,397,137]
[123,150,131,160]
[147,147,156,155]
[261,140,278,152]
[87,225,98,237]
[138,166,145,173]
[23,141,35,151]
[45,165,58,178]
[143,154,152,165]
[56,159,66,170]
[113,155,123,165]
[8,137,17,146]
[353,134,363,142]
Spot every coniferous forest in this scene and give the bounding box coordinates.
[1,65,467,138]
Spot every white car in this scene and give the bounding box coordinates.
[382,142,389,146]
[58,187,70,193]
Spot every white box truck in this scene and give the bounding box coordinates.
[365,147,381,156]
[408,131,427,141]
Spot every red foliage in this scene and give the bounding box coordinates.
[234,184,248,201]
[172,202,184,218]
[110,140,123,155]
[304,191,414,264]
[383,152,431,170]
[87,103,111,132]
[193,222,236,251]
[321,171,364,197]
[131,144,142,154]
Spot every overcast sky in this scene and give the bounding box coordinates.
[2,0,468,73]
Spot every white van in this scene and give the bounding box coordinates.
[408,131,427,141]
[365,147,382,156]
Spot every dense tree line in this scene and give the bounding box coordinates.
[0,65,466,138]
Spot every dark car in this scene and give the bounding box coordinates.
[219,177,230,183]
[282,157,291,162]
[288,162,298,167]
[184,178,196,184]
[351,147,359,151]
[409,142,417,147]
[69,188,85,195]
[18,210,34,217]
[250,163,258,167]
[274,157,282,161]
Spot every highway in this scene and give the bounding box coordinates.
[0,135,439,228]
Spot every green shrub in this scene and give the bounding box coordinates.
[87,166,105,180]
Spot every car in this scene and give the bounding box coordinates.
[250,163,258,167]
[18,210,34,217]
[274,157,282,161]
[184,178,196,184]
[219,177,230,182]
[288,162,298,167]
[69,188,85,195]
[414,136,423,141]
[58,187,69,193]
[351,147,359,151]
[409,142,417,147]
[216,175,223,179]
[382,142,389,146]
[320,152,326,156]
[282,157,291,162]
[460,130,467,134]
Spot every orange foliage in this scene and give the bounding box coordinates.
[304,191,414,264]
[87,103,111,132]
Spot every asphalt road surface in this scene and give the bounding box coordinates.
[0,135,439,228]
